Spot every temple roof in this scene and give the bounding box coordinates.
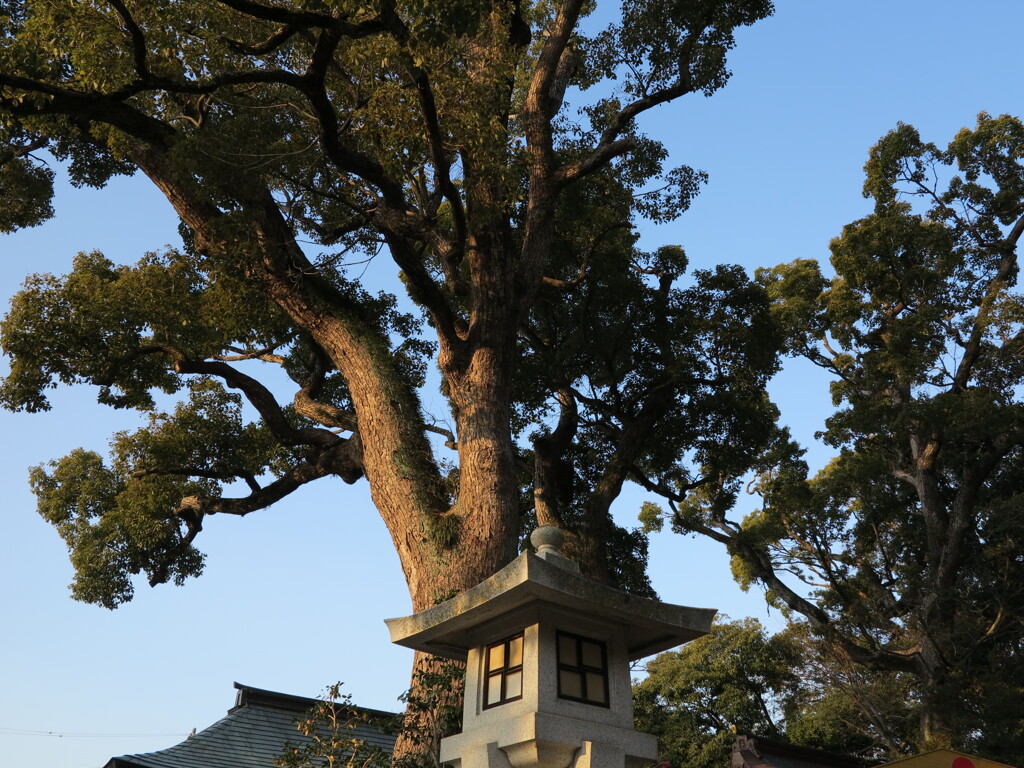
[104,683,397,768]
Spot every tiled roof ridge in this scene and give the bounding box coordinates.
[231,682,399,721]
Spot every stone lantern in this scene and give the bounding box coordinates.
[385,527,715,768]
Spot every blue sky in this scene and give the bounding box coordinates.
[1,2,1021,766]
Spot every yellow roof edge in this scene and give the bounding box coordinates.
[883,748,1019,768]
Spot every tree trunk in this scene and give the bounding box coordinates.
[394,651,466,768]
[390,521,517,765]
[134,146,525,766]
[917,660,957,750]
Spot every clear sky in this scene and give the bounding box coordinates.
[1,2,1021,766]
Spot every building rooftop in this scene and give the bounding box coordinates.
[731,733,876,768]
[104,683,397,768]
[882,749,1019,768]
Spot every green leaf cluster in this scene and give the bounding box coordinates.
[634,619,800,768]
[0,139,53,231]
[31,447,204,608]
[29,378,289,607]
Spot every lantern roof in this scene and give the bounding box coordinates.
[385,530,714,662]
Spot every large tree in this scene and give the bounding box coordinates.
[0,0,779,760]
[647,114,1024,756]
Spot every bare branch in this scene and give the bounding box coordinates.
[147,351,345,450]
[556,138,636,187]
[132,466,260,484]
[0,136,47,166]
[629,466,706,503]
[214,345,288,363]
[424,423,457,449]
[533,387,578,528]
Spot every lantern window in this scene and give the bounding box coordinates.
[556,631,609,707]
[483,633,524,708]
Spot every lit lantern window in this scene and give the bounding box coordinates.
[483,633,524,708]
[556,631,608,707]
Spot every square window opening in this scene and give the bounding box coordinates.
[483,633,525,709]
[555,631,609,708]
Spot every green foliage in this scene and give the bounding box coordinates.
[779,623,918,758]
[590,0,773,97]
[734,113,1024,754]
[518,173,784,587]
[635,620,925,764]
[0,146,53,231]
[638,501,664,533]
[31,447,205,608]
[634,619,801,768]
[29,378,291,607]
[275,683,395,768]
[0,0,780,720]
[3,250,184,411]
[394,658,465,768]
[0,243,432,610]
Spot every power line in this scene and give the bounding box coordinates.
[0,726,186,738]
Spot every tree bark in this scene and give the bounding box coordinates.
[129,141,522,765]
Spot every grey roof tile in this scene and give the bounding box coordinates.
[105,684,398,768]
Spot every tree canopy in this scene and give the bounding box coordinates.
[642,113,1024,757]
[635,619,922,766]
[0,0,780,760]
[4,0,1024,760]
[634,618,801,768]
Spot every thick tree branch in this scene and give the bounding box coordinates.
[515,0,586,313]
[107,0,150,80]
[556,137,636,187]
[126,138,449,539]
[0,136,47,166]
[629,465,707,502]
[146,441,364,589]
[378,6,468,284]
[533,387,578,529]
[163,353,343,449]
[1006,210,1024,249]
[222,24,301,55]
[951,245,1018,391]
[937,424,1024,592]
[381,235,465,347]
[215,0,354,29]
[291,347,358,432]
[424,423,457,449]
[524,0,585,127]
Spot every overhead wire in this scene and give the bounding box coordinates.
[0,726,187,738]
